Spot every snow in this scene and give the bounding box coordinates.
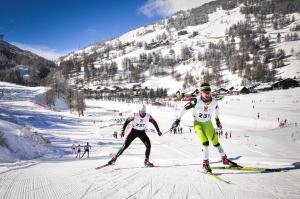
[59,5,300,95]
[1,81,300,198]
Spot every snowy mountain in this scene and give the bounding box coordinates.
[58,0,300,94]
[0,40,56,85]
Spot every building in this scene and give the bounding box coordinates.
[272,78,299,89]
[229,86,250,95]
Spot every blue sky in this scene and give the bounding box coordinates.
[0,0,209,59]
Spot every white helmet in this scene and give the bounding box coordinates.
[139,104,146,113]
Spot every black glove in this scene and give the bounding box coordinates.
[120,131,125,137]
[158,131,162,136]
[171,119,180,129]
[215,118,222,129]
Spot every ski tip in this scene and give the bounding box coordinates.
[95,163,113,170]
[144,165,160,168]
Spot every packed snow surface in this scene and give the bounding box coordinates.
[0,81,300,199]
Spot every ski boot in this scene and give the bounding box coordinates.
[144,158,154,167]
[222,155,238,167]
[203,160,212,173]
[107,155,117,165]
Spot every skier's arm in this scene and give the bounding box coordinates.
[214,100,222,128]
[121,115,133,132]
[149,115,161,134]
[172,98,197,128]
[178,98,197,120]
[215,102,220,119]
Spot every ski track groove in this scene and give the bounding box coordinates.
[146,177,153,199]
[168,184,176,199]
[185,185,190,199]
[192,184,205,199]
[261,184,284,199]
[149,184,163,199]
[1,170,20,199]
[125,182,151,199]
[93,170,141,199]
[80,183,93,199]
[212,175,225,197]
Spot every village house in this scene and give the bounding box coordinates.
[272,78,299,89]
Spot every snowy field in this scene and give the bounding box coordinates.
[0,81,300,199]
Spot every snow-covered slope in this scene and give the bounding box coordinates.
[0,81,300,198]
[59,2,300,94]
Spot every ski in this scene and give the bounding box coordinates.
[201,171,231,184]
[210,165,283,173]
[95,163,113,170]
[144,165,160,168]
[207,172,231,184]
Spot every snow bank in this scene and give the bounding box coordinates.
[0,120,53,163]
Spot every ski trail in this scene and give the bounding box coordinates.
[125,182,151,199]
[80,183,93,199]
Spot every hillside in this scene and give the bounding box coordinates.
[58,0,300,94]
[0,40,56,85]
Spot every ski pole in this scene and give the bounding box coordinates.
[162,129,171,135]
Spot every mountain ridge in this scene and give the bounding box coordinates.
[58,0,300,94]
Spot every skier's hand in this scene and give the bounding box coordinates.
[158,131,162,136]
[120,131,125,137]
[216,118,222,129]
[171,119,180,129]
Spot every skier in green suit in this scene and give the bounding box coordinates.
[171,83,238,173]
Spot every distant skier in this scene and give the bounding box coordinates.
[225,131,228,139]
[76,144,81,158]
[171,83,238,173]
[71,144,76,154]
[107,104,162,167]
[81,142,91,158]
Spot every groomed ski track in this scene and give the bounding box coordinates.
[0,82,300,199]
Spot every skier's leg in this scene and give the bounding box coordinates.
[116,130,137,156]
[138,132,153,166]
[81,151,86,158]
[194,121,212,172]
[138,132,151,159]
[202,121,226,156]
[204,122,238,166]
[108,130,138,165]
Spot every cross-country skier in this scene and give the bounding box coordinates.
[81,142,91,158]
[107,104,162,167]
[76,144,81,158]
[71,144,76,154]
[171,83,238,173]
